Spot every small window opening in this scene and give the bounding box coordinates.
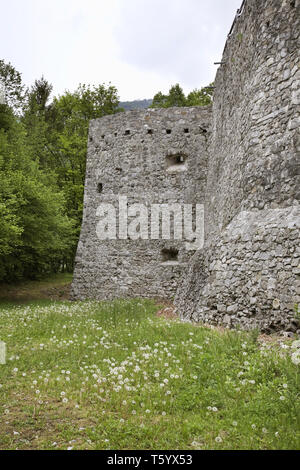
[114,132,118,137]
[97,183,103,193]
[161,248,179,262]
[166,129,172,134]
[266,21,270,27]
[125,130,130,135]
[101,135,105,139]
[184,128,189,133]
[147,129,153,134]
[166,153,186,169]
[89,136,93,142]
[290,0,295,7]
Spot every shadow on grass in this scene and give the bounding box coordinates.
[0,273,73,305]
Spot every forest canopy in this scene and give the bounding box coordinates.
[150,83,213,108]
[0,59,212,282]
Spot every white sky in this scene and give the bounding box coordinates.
[0,0,242,101]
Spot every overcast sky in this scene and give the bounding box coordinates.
[1,0,242,101]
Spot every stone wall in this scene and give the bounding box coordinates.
[176,207,300,332]
[71,107,211,300]
[72,0,300,332]
[205,0,299,239]
[175,0,300,332]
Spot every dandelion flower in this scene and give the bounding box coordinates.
[291,351,300,365]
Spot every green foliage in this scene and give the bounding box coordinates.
[27,76,53,113]
[0,59,25,112]
[165,84,186,107]
[0,299,299,450]
[186,84,214,106]
[0,57,122,281]
[0,117,74,281]
[151,83,213,108]
[52,83,120,123]
[40,83,122,261]
[0,103,15,131]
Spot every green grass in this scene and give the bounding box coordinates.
[0,298,299,450]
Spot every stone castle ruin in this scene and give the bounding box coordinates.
[72,0,300,332]
[71,106,212,300]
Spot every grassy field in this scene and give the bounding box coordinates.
[0,279,299,450]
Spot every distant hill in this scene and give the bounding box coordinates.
[119,99,152,111]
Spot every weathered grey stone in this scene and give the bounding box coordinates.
[72,0,300,333]
[227,304,239,314]
[71,107,211,300]
[174,0,300,333]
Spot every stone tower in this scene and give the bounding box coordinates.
[71,107,211,300]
